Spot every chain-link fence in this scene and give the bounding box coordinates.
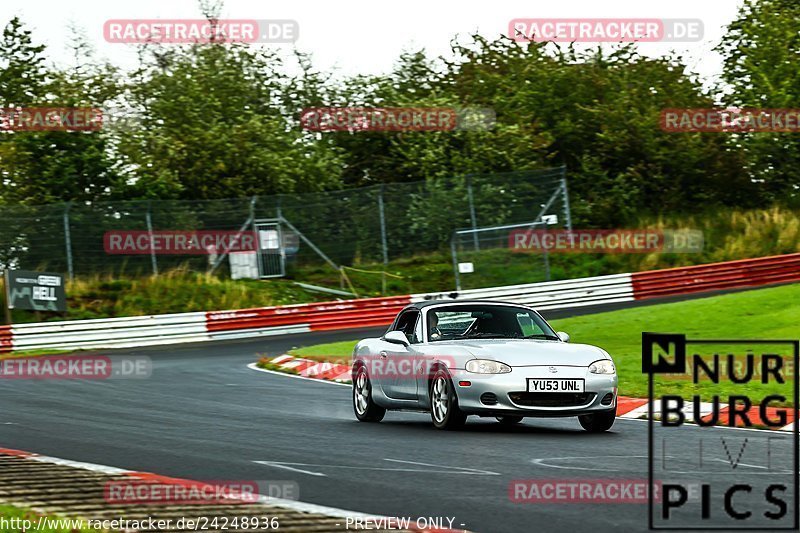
[0,167,570,280]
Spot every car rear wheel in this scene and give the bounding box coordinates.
[496,416,523,425]
[353,366,385,422]
[430,370,467,430]
[578,408,616,432]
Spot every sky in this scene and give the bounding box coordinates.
[1,0,745,88]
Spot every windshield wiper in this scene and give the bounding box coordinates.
[522,334,560,340]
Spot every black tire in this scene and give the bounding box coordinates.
[578,408,616,432]
[429,369,467,430]
[496,416,523,425]
[353,365,385,422]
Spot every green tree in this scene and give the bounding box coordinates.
[718,0,800,204]
[444,37,753,225]
[116,42,344,200]
[0,18,119,205]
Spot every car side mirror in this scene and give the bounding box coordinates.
[557,331,570,343]
[384,330,410,347]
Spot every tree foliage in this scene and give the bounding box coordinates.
[0,0,793,228]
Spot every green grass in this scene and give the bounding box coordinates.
[288,284,800,404]
[288,342,356,362]
[0,504,109,532]
[0,349,70,360]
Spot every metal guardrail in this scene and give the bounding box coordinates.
[414,273,635,310]
[9,312,210,351]
[1,254,798,353]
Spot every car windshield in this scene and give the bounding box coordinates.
[427,304,558,342]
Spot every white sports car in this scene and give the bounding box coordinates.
[352,300,618,431]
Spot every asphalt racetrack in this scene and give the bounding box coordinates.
[0,296,796,532]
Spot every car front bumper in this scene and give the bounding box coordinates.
[450,365,618,417]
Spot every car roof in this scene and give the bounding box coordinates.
[403,299,530,311]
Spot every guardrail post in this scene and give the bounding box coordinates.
[63,202,74,282]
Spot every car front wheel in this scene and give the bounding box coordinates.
[578,408,616,432]
[430,370,467,430]
[353,366,385,422]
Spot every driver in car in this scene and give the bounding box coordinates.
[429,312,443,340]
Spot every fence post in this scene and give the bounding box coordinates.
[466,175,479,250]
[378,184,389,266]
[63,202,74,282]
[560,169,572,231]
[145,202,158,276]
[451,236,461,292]
[377,185,390,295]
[542,243,551,282]
[249,196,265,277]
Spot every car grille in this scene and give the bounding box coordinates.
[508,392,596,408]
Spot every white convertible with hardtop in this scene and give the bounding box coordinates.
[351,300,618,431]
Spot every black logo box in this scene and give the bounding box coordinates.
[643,333,799,531]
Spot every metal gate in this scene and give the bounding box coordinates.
[254,220,286,278]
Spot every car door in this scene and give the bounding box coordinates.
[379,309,421,401]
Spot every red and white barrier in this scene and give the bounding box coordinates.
[206,296,410,341]
[1,253,798,353]
[631,253,800,299]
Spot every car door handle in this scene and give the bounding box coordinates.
[380,351,388,358]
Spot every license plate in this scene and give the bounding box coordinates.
[527,378,585,393]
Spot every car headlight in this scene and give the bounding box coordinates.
[466,359,512,374]
[588,359,616,374]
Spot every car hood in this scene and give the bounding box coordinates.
[435,339,608,367]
